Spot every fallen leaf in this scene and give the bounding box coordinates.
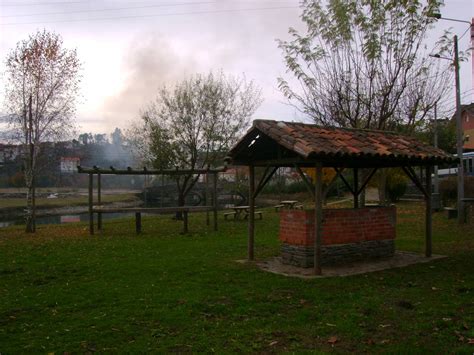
[379,324,391,328]
[397,300,415,310]
[380,339,390,344]
[468,338,474,344]
[442,318,452,322]
[269,341,278,346]
[327,336,338,344]
[431,287,438,291]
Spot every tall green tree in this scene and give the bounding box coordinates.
[278,0,450,131]
[278,0,452,204]
[4,30,82,232]
[130,71,262,214]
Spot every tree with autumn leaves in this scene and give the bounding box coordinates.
[4,30,82,232]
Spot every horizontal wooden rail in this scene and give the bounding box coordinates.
[92,206,214,214]
[78,166,226,175]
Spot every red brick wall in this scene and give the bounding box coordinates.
[279,207,396,246]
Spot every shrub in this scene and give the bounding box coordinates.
[9,171,25,187]
[439,177,457,206]
[440,176,474,206]
[386,170,408,202]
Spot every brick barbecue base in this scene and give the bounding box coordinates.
[279,207,396,267]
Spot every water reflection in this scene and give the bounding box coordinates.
[0,212,134,228]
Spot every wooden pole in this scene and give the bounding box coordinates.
[97,173,102,231]
[353,168,359,209]
[425,166,433,257]
[88,173,94,235]
[205,172,210,226]
[248,165,255,261]
[314,163,323,275]
[135,212,142,234]
[32,176,36,232]
[213,172,218,231]
[183,211,189,234]
[160,174,164,208]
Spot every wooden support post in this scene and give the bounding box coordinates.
[353,168,359,209]
[295,165,315,199]
[88,173,94,235]
[253,166,278,199]
[135,212,142,234]
[32,177,36,232]
[314,162,323,275]
[213,173,218,231]
[425,166,432,257]
[248,165,255,261]
[97,173,102,231]
[160,174,164,208]
[205,172,210,226]
[183,211,189,234]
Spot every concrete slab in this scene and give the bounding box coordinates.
[240,251,446,279]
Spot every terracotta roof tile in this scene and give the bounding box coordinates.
[229,120,455,165]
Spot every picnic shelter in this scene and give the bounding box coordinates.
[227,120,456,275]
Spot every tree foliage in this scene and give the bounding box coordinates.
[129,71,262,209]
[278,0,450,131]
[4,30,82,232]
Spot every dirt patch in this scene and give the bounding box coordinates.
[239,251,446,278]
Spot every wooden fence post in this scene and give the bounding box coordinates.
[213,173,218,231]
[97,173,102,231]
[248,165,255,261]
[425,166,432,257]
[314,163,323,275]
[88,173,94,235]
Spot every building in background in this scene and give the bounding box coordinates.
[60,157,80,174]
[460,103,474,151]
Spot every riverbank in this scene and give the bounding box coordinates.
[0,189,141,220]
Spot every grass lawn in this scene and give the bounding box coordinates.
[0,202,473,352]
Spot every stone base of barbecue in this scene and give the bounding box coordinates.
[281,240,395,267]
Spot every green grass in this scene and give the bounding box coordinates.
[0,202,473,352]
[0,193,138,209]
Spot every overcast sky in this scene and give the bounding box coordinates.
[0,0,473,135]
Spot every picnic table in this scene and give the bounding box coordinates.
[281,200,299,208]
[275,200,303,211]
[224,206,263,220]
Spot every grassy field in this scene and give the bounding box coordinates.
[0,202,473,352]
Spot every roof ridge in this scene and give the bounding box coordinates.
[253,119,401,136]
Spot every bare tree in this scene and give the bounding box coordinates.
[129,71,262,216]
[4,30,82,232]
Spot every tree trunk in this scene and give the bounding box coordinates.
[175,190,185,220]
[24,170,35,233]
[25,94,36,233]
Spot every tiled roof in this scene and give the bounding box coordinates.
[229,120,454,165]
